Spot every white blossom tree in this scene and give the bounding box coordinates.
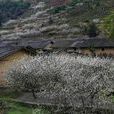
[7,54,65,99]
[6,53,114,113]
[61,58,114,113]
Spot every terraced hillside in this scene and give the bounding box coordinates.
[0,0,114,40]
[0,2,81,40]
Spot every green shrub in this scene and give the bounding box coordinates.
[87,22,99,37]
[81,21,99,37]
[100,11,114,39]
[49,5,67,14]
[0,100,7,110]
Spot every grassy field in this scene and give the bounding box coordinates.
[0,98,51,114]
[7,103,50,114]
[0,90,51,114]
[7,102,32,114]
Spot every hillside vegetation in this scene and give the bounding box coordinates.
[0,0,114,40]
[0,0,30,24]
[100,11,114,39]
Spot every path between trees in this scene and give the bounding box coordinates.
[16,92,114,111]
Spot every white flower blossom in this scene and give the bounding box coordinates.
[6,53,114,112]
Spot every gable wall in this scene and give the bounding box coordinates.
[80,48,114,56]
[0,50,27,86]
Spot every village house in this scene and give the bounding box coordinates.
[0,38,114,86]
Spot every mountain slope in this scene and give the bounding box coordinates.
[0,0,114,40]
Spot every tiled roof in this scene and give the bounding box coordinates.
[0,46,21,60]
[70,38,114,48]
[27,40,52,49]
[0,38,114,59]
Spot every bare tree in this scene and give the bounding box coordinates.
[6,53,114,113]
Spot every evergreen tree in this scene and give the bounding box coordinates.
[87,22,99,37]
[0,0,30,24]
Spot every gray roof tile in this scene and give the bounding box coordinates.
[0,38,114,60]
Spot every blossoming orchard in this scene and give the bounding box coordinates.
[6,53,114,113]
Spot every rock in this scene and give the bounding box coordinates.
[93,19,100,23]
[32,2,46,10]
[76,3,84,6]
[58,24,69,29]
[71,28,81,33]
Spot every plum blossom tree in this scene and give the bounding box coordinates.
[61,57,114,113]
[6,53,114,113]
[7,54,65,99]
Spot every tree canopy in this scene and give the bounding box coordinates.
[7,53,114,113]
[0,0,30,24]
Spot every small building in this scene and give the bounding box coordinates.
[50,38,114,57]
[70,38,114,57]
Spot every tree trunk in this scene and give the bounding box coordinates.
[32,89,37,99]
